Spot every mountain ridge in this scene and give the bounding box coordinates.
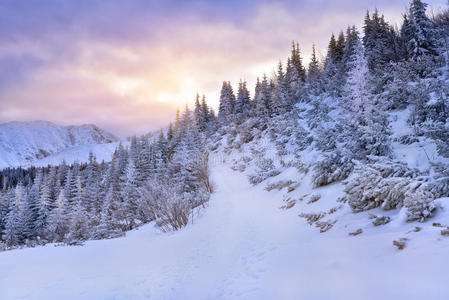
[0,120,118,169]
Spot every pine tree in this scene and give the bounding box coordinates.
[274,62,291,114]
[0,189,8,235]
[405,0,438,59]
[34,175,52,240]
[343,39,372,121]
[94,186,118,239]
[234,79,252,122]
[218,81,236,124]
[67,177,89,242]
[336,31,345,62]
[363,9,398,72]
[3,184,25,246]
[290,42,306,82]
[85,152,99,214]
[120,158,139,229]
[342,26,360,72]
[254,74,273,118]
[47,191,69,242]
[343,39,391,158]
[326,33,338,66]
[308,44,321,82]
[23,169,42,239]
[136,139,152,185]
[167,122,174,141]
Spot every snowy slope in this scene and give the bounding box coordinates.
[0,121,118,169]
[25,142,124,167]
[2,155,449,300]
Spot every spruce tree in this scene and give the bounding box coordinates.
[47,191,69,242]
[235,79,252,122]
[218,81,236,124]
[308,44,321,82]
[405,0,438,58]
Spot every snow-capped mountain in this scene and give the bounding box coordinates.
[0,121,118,169]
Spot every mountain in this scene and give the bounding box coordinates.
[0,121,118,169]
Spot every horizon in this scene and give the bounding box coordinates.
[0,0,447,137]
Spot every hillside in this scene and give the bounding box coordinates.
[2,157,449,300]
[0,121,118,169]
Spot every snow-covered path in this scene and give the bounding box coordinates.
[1,162,449,299]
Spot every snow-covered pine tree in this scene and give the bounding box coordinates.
[274,62,292,115]
[342,38,391,159]
[307,44,321,83]
[234,79,252,123]
[254,74,273,119]
[85,152,100,214]
[342,26,360,73]
[405,0,438,59]
[67,176,89,243]
[335,31,345,63]
[47,191,69,242]
[94,186,121,239]
[120,157,139,229]
[218,81,236,124]
[22,169,42,239]
[136,138,152,185]
[363,9,398,72]
[3,184,25,247]
[0,189,8,235]
[34,175,52,240]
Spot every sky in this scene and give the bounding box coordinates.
[0,0,447,136]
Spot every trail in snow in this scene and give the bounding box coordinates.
[1,160,449,300]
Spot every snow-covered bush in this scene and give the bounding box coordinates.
[248,158,281,185]
[314,124,337,152]
[343,161,412,211]
[312,151,353,187]
[139,180,190,232]
[369,214,391,226]
[265,180,296,192]
[343,160,437,221]
[404,184,437,222]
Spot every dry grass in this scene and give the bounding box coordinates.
[349,228,363,236]
[393,238,409,250]
[307,194,321,204]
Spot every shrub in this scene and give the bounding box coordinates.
[248,158,281,185]
[312,151,353,187]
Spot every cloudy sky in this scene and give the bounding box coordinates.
[0,0,446,136]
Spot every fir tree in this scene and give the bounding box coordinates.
[234,79,252,122]
[308,44,321,82]
[405,0,438,59]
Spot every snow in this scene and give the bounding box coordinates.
[0,121,118,169]
[2,154,449,300]
[26,142,122,167]
[390,108,449,172]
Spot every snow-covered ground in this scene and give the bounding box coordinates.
[24,142,123,168]
[2,154,449,300]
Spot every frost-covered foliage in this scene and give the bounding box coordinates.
[404,184,437,222]
[342,160,438,222]
[248,158,281,185]
[312,151,353,187]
